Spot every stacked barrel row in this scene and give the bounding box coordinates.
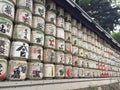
[0,0,120,81]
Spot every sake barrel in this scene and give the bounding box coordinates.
[33,4,45,18]
[65,22,71,32]
[10,41,29,59]
[65,42,72,54]
[78,30,83,39]
[72,67,79,78]
[45,10,56,24]
[72,56,78,66]
[78,48,84,57]
[56,17,64,28]
[15,8,32,27]
[33,0,46,5]
[16,0,33,12]
[55,65,64,78]
[45,23,56,36]
[43,49,55,63]
[44,64,55,78]
[72,46,78,56]
[28,62,43,79]
[0,0,14,20]
[85,69,91,77]
[78,39,83,48]
[46,0,56,11]
[13,24,31,42]
[83,33,87,42]
[56,28,64,39]
[0,59,7,80]
[7,60,27,80]
[31,30,44,46]
[72,36,78,46]
[65,13,71,22]
[78,57,83,67]
[65,54,72,65]
[30,45,43,61]
[32,16,45,31]
[65,66,72,78]
[56,39,65,52]
[56,51,65,64]
[65,32,72,42]
[57,7,64,17]
[77,22,81,30]
[71,27,78,36]
[0,17,13,38]
[0,37,10,57]
[11,0,16,5]
[78,68,85,77]
[45,35,55,49]
[72,19,77,27]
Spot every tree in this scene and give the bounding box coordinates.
[111,32,120,43]
[76,0,120,33]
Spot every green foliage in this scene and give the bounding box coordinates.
[76,0,120,32]
[111,32,120,43]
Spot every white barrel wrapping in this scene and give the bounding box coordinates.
[65,66,72,78]
[56,51,64,64]
[46,11,56,24]
[71,27,78,36]
[72,36,78,46]
[57,7,64,17]
[16,0,33,12]
[56,28,64,39]
[44,64,55,78]
[78,48,84,57]
[43,49,55,63]
[56,17,64,28]
[65,54,72,65]
[8,60,27,80]
[10,41,29,59]
[15,9,32,26]
[65,22,71,32]
[0,17,13,37]
[0,37,10,57]
[78,68,85,77]
[72,46,78,56]
[65,42,72,54]
[78,30,83,39]
[0,59,7,80]
[55,65,64,77]
[0,0,15,20]
[13,24,31,42]
[30,45,43,61]
[78,39,83,48]
[32,16,45,31]
[31,30,44,46]
[33,4,45,18]
[72,19,77,27]
[65,13,71,22]
[65,32,72,42]
[28,62,43,79]
[46,0,56,11]
[77,23,81,30]
[78,58,84,67]
[56,39,65,51]
[72,67,79,78]
[45,23,56,36]
[72,56,78,66]
[45,36,55,49]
